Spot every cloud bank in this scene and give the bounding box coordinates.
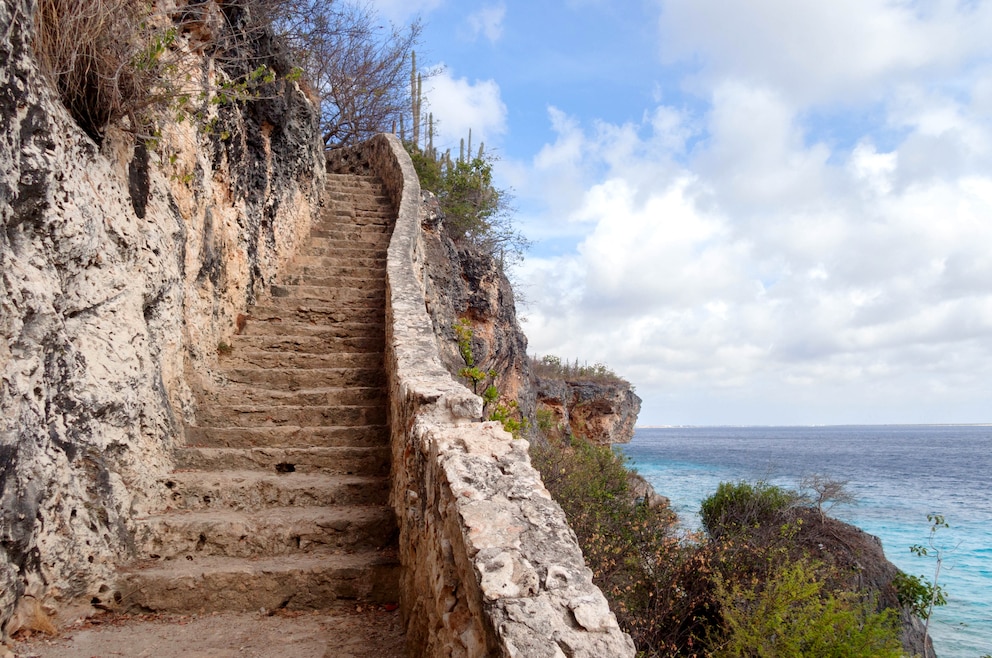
[515,1,992,424]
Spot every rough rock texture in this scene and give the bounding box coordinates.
[0,0,322,635]
[418,194,534,419]
[344,134,635,657]
[535,378,641,446]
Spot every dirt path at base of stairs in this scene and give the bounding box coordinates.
[7,602,405,658]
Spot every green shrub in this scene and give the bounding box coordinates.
[700,480,799,538]
[893,572,946,620]
[407,144,527,262]
[711,558,903,657]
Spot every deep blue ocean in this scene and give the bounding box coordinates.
[620,425,992,658]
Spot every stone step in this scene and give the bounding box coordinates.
[198,384,384,410]
[236,312,386,336]
[307,237,389,252]
[174,446,390,475]
[269,284,385,304]
[218,348,382,370]
[221,367,385,390]
[244,303,384,326]
[197,403,387,428]
[294,254,387,269]
[310,217,395,229]
[185,425,390,449]
[230,333,383,352]
[156,471,389,511]
[282,263,387,280]
[309,227,391,242]
[327,174,386,188]
[324,186,388,198]
[274,273,384,290]
[237,320,384,341]
[319,209,392,224]
[136,506,397,559]
[120,550,400,613]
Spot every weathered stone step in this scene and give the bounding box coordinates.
[320,208,392,224]
[185,425,389,449]
[245,303,384,325]
[120,550,400,612]
[301,235,389,256]
[157,471,389,511]
[230,333,383,353]
[302,244,387,259]
[325,177,386,191]
[197,403,387,428]
[295,254,387,269]
[221,367,385,390]
[136,506,397,559]
[218,349,382,370]
[288,264,387,280]
[199,384,384,409]
[238,314,386,338]
[270,284,385,304]
[175,446,389,474]
[309,227,391,242]
[237,320,384,341]
[324,186,388,198]
[274,275,384,291]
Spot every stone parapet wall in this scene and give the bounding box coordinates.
[338,134,635,657]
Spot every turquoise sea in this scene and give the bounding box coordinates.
[620,425,992,658]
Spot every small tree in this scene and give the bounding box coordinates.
[272,0,422,147]
[799,473,858,522]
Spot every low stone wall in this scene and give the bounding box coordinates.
[338,134,635,657]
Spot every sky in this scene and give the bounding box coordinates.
[370,0,992,426]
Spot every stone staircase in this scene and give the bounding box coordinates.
[120,173,400,620]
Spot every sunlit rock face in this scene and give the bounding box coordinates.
[418,191,536,419]
[536,377,641,446]
[0,0,322,634]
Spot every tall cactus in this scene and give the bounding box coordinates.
[410,51,421,146]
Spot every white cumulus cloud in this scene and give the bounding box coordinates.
[465,4,507,43]
[423,69,508,154]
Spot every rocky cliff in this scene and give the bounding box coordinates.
[419,191,536,420]
[535,377,641,446]
[0,0,322,634]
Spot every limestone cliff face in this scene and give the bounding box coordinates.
[536,377,642,445]
[0,0,322,633]
[419,192,535,419]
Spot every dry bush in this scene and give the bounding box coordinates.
[270,0,421,146]
[530,354,628,385]
[32,0,170,141]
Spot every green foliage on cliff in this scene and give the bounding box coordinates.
[407,143,528,262]
[699,480,799,538]
[711,558,903,658]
